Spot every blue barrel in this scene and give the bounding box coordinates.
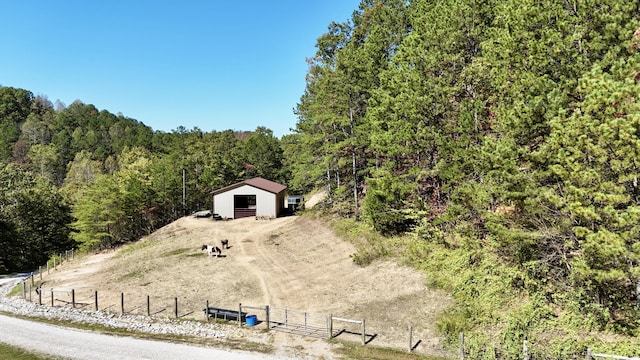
[246,315,257,326]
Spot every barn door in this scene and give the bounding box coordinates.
[234,195,256,218]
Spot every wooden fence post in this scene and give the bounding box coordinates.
[408,325,413,352]
[50,289,54,307]
[459,332,465,360]
[586,349,592,360]
[361,319,366,346]
[71,289,75,308]
[265,305,270,331]
[121,293,125,316]
[328,314,333,339]
[147,295,151,316]
[53,257,56,271]
[95,291,98,311]
[38,288,42,305]
[238,303,242,327]
[205,300,209,321]
[523,340,529,360]
[175,297,178,319]
[39,266,42,281]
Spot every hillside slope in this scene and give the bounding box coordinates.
[44,215,452,357]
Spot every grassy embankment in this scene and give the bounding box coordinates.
[332,215,640,359]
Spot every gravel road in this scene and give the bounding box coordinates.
[0,276,291,360]
[0,314,283,360]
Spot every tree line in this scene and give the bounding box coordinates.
[0,87,286,270]
[286,0,640,357]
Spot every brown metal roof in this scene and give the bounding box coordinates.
[211,177,287,195]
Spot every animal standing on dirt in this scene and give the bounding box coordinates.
[201,245,222,257]
[221,239,229,249]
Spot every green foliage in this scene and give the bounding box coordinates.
[71,174,122,250]
[293,0,413,217]
[288,0,640,355]
[0,87,33,161]
[0,216,19,273]
[27,144,61,183]
[239,127,285,183]
[0,163,75,272]
[61,150,104,203]
[334,339,446,359]
[362,170,417,235]
[332,218,395,266]
[71,147,156,250]
[536,57,640,329]
[0,341,57,360]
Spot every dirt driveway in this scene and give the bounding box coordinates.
[42,215,452,358]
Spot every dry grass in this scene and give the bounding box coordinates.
[40,215,453,359]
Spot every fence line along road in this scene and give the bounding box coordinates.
[268,306,328,338]
[28,253,635,358]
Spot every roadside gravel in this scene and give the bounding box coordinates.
[0,275,227,338]
[0,276,292,360]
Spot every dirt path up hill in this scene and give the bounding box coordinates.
[43,215,453,358]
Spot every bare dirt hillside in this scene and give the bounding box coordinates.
[43,215,453,358]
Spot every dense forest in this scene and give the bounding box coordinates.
[2,0,640,357]
[0,87,287,268]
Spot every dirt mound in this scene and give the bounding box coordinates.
[304,190,326,209]
[43,215,452,358]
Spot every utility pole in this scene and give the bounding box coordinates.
[182,168,186,216]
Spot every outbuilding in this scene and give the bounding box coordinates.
[211,177,287,219]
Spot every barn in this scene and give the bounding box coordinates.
[211,177,287,219]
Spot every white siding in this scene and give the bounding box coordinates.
[213,184,277,219]
[213,190,235,219]
[254,186,277,217]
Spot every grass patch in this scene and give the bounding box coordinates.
[333,340,449,360]
[403,226,640,359]
[117,238,159,257]
[118,268,146,280]
[8,284,23,297]
[331,218,404,266]
[162,248,191,257]
[0,342,60,360]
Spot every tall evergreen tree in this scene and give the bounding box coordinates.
[537,57,640,326]
[365,0,495,233]
[295,0,412,217]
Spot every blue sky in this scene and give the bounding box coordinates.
[0,1,360,137]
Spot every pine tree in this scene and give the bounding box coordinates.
[539,57,640,325]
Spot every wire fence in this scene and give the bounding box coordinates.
[16,252,639,359]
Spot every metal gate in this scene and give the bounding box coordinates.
[269,306,328,338]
